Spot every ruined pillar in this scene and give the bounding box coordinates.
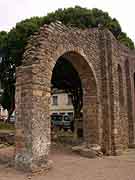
[15,65,51,172]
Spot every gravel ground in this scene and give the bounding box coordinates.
[0,146,135,180]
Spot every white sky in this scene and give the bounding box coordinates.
[0,0,134,42]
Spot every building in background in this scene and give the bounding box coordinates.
[0,88,74,121]
[50,89,74,119]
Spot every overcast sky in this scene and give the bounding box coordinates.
[0,0,134,42]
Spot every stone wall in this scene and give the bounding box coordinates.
[15,21,135,171]
[111,37,135,149]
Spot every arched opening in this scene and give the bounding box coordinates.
[125,60,134,144]
[118,64,127,147]
[50,51,99,145]
[51,57,83,141]
[15,49,100,171]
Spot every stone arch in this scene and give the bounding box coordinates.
[15,23,101,171]
[125,59,134,145]
[50,51,99,144]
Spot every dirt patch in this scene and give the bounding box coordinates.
[0,145,135,180]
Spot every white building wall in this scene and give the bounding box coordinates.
[50,92,74,115]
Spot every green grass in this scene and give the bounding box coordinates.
[0,122,15,131]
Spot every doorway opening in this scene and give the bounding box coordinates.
[51,56,83,144]
[50,51,98,147]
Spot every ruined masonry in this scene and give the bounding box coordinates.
[15,21,135,171]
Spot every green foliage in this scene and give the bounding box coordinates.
[43,7,134,49]
[8,17,43,66]
[43,7,112,28]
[0,17,42,116]
[117,32,134,49]
[0,55,15,119]
[106,18,121,38]
[5,6,135,67]
[0,122,14,130]
[0,31,8,49]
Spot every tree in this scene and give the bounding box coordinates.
[0,6,134,120]
[8,17,43,66]
[0,30,15,121]
[0,17,42,121]
[0,51,15,122]
[7,6,135,67]
[117,32,134,49]
[0,31,8,49]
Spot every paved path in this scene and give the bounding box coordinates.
[0,147,135,180]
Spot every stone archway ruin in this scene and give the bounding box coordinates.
[15,21,135,171]
[52,51,99,143]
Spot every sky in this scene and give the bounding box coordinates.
[0,0,135,43]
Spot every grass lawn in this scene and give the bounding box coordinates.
[0,122,15,131]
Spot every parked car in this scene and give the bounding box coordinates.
[63,115,72,131]
[51,114,63,129]
[51,114,72,131]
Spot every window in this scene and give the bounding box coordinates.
[52,96,58,105]
[67,95,72,105]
